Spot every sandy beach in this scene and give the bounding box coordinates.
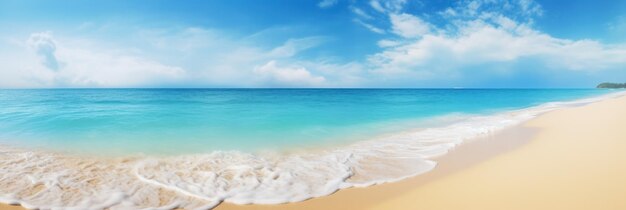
[215,93,626,210]
[2,93,626,210]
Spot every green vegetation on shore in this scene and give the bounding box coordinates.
[597,83,626,89]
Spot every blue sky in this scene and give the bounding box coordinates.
[0,0,625,88]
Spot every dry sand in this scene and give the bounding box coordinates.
[2,94,626,210]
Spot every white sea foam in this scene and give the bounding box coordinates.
[1,91,624,209]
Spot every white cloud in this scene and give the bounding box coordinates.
[369,0,406,14]
[0,27,342,88]
[346,0,624,85]
[27,32,61,71]
[1,32,185,87]
[160,32,331,87]
[369,0,385,13]
[466,1,481,16]
[320,0,626,87]
[254,60,326,86]
[390,13,431,38]
[318,0,339,8]
[269,37,329,57]
[518,0,543,17]
[441,0,542,21]
[54,47,185,86]
[140,27,224,53]
[354,19,386,34]
[377,39,402,47]
[369,14,626,78]
[298,60,365,86]
[351,7,373,20]
[439,8,457,18]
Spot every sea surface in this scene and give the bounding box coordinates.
[0,88,611,155]
[0,88,621,209]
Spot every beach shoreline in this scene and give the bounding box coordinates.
[213,123,540,210]
[2,92,626,210]
[215,93,626,210]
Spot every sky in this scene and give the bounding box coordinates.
[0,0,625,88]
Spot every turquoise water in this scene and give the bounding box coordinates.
[0,89,611,155]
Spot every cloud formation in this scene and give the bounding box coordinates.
[1,0,625,88]
[27,32,61,71]
[318,0,338,8]
[254,61,326,86]
[389,13,431,38]
[354,0,626,84]
[353,19,385,34]
[269,37,329,57]
[369,0,406,14]
[136,28,333,87]
[3,32,185,87]
[0,28,338,87]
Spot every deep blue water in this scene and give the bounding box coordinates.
[0,89,612,155]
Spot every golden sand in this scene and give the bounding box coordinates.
[3,94,626,210]
[0,204,22,210]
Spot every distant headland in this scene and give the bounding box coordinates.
[597,82,626,89]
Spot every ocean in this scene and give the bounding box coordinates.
[0,88,620,209]
[0,88,612,155]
